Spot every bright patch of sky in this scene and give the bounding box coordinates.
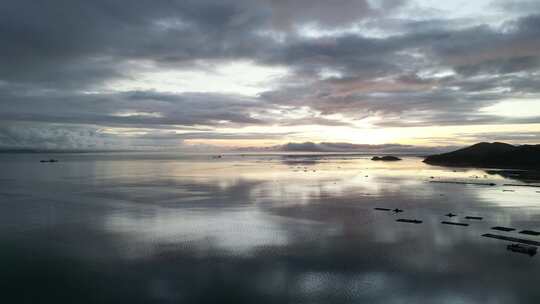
[399,0,496,21]
[297,0,507,40]
[107,60,289,96]
[480,99,540,118]
[112,111,163,118]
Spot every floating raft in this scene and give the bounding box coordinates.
[374,208,391,211]
[507,244,537,256]
[520,230,540,236]
[396,219,422,224]
[465,216,483,220]
[441,221,469,226]
[503,184,540,188]
[429,181,496,186]
[492,226,515,232]
[482,234,540,246]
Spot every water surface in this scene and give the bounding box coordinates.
[1,153,539,303]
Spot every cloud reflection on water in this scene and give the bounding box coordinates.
[1,154,540,303]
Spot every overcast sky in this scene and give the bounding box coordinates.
[1,0,540,150]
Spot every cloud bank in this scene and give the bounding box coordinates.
[1,0,540,149]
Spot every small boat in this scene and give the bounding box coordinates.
[492,226,515,232]
[396,219,422,224]
[506,244,537,256]
[520,230,540,236]
[465,216,483,220]
[371,156,401,161]
[441,221,468,227]
[40,159,58,163]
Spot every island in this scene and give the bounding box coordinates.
[371,156,402,161]
[423,142,540,169]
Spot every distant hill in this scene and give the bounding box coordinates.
[423,142,540,169]
[238,142,452,154]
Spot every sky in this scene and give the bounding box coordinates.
[1,0,540,151]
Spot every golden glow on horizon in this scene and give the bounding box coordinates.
[181,123,540,147]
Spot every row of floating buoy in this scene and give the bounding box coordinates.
[373,207,539,257]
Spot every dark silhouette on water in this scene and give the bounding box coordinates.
[492,226,516,232]
[503,183,540,188]
[374,207,391,211]
[396,219,422,224]
[507,244,537,256]
[393,208,403,213]
[39,159,58,163]
[371,156,401,161]
[423,142,540,169]
[430,180,496,186]
[520,230,540,236]
[441,221,469,227]
[482,234,540,246]
[465,216,483,220]
[445,213,457,218]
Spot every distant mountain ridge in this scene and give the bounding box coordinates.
[423,142,540,169]
[235,142,454,154]
[281,142,412,152]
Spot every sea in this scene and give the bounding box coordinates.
[1,152,539,303]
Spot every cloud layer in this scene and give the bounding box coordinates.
[1,0,540,149]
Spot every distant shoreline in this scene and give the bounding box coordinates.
[0,150,432,157]
[0,149,133,154]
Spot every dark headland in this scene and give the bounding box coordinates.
[423,142,540,169]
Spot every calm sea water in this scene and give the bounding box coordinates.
[1,152,539,303]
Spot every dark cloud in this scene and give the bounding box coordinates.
[259,14,540,127]
[0,0,256,88]
[0,89,266,127]
[0,122,295,151]
[1,0,540,149]
[0,0,403,89]
[0,123,123,150]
